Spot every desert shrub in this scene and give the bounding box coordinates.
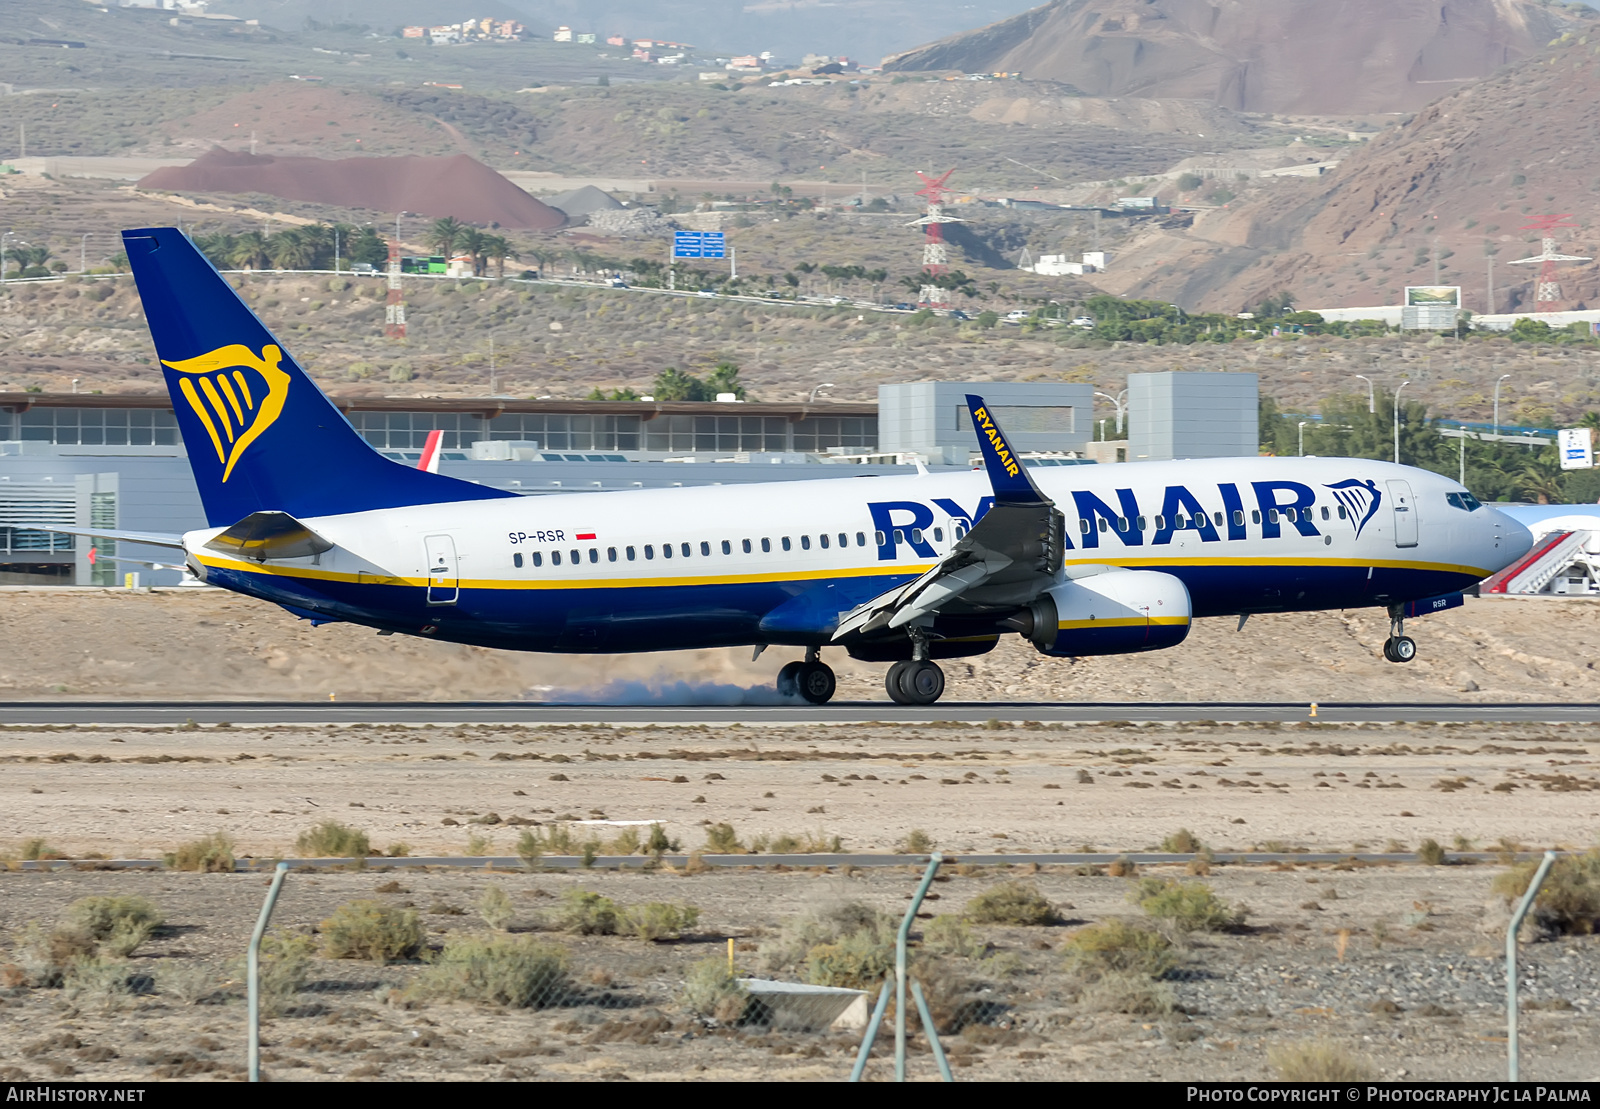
[1062,920,1176,979]
[63,956,140,1011]
[1417,839,1448,866]
[921,914,986,959]
[1106,855,1138,878]
[608,826,641,855]
[965,881,1055,926]
[1133,878,1243,932]
[1492,850,1600,935]
[900,828,936,854]
[682,957,748,1020]
[66,896,163,956]
[18,838,64,862]
[465,832,492,857]
[318,900,423,962]
[1161,828,1202,854]
[167,832,235,873]
[762,901,893,973]
[623,902,700,941]
[159,962,219,1005]
[253,932,313,1017]
[1268,1040,1375,1081]
[553,889,622,935]
[295,820,370,858]
[1078,968,1176,1014]
[516,828,543,868]
[646,823,674,855]
[703,823,744,853]
[414,935,569,1008]
[12,922,97,987]
[478,885,513,931]
[804,924,897,989]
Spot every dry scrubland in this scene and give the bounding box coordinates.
[1,601,1600,1082]
[1,589,1599,706]
[2,187,1598,424]
[1,852,1598,1081]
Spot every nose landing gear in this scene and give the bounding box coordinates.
[777,647,837,704]
[1382,606,1417,664]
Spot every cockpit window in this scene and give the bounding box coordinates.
[1445,491,1482,512]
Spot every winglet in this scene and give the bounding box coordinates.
[965,394,1051,505]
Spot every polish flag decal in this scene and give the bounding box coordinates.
[576,532,597,540]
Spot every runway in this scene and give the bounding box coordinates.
[3,699,1599,726]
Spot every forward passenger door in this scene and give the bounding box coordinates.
[1387,480,1418,548]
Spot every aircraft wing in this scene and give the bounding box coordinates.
[833,394,1065,639]
[39,526,186,550]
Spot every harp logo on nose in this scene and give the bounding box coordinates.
[161,344,291,482]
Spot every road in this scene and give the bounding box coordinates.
[3,700,1599,726]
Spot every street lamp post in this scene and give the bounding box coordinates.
[1394,380,1410,464]
[1298,421,1308,457]
[808,383,835,404]
[79,233,90,274]
[1493,374,1511,439]
[1354,374,1375,414]
[1,232,13,284]
[1095,390,1128,436]
[1460,426,1467,485]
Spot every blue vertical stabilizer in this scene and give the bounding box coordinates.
[122,227,517,526]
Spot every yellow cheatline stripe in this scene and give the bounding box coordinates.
[1057,616,1190,630]
[1065,554,1491,577]
[198,376,235,442]
[194,555,939,590]
[232,370,255,410]
[178,378,225,465]
[216,373,246,426]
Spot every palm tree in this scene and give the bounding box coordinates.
[457,228,487,277]
[228,231,270,271]
[267,229,315,271]
[1520,451,1565,505]
[428,217,466,259]
[484,235,519,278]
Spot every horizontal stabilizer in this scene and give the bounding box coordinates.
[203,511,333,561]
[40,526,185,550]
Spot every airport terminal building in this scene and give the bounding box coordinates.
[0,376,1255,585]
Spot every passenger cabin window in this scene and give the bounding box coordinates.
[644,545,654,560]
[893,529,904,544]
[742,539,752,553]
[761,538,771,553]
[722,540,732,555]
[1156,516,1167,530]
[1213,512,1224,527]
[701,541,711,556]
[626,546,636,561]
[909,529,922,544]
[1233,510,1245,526]
[589,549,599,563]
[513,553,523,568]
[1320,507,1330,521]
[819,534,830,549]
[1137,516,1148,531]
[570,549,580,564]
[800,535,811,550]
[1266,509,1279,524]
[1251,510,1261,524]
[874,530,886,546]
[933,527,943,542]
[531,552,542,568]
[856,532,866,547]
[662,543,672,559]
[608,547,618,562]
[682,542,691,557]
[781,537,792,551]
[954,523,967,540]
[552,551,562,566]
[1337,505,1347,519]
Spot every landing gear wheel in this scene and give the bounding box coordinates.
[886,661,914,705]
[1390,635,1416,663]
[900,660,945,706]
[796,661,836,705]
[776,660,804,697]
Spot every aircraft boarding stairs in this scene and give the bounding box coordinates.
[1482,529,1600,595]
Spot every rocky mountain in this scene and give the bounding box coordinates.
[1084,36,1600,314]
[885,0,1586,114]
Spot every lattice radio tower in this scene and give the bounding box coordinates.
[384,229,406,340]
[906,169,963,309]
[1508,215,1591,314]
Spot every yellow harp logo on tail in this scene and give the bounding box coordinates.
[161,344,291,482]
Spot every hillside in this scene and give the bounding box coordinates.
[1080,38,1600,314]
[885,0,1587,114]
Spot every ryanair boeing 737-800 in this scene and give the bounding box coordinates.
[58,228,1535,705]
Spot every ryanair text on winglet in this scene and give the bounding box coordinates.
[972,405,1020,478]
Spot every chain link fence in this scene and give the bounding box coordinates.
[2,850,1595,1082]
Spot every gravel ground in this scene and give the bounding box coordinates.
[0,864,1595,1082]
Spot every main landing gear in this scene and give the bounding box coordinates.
[1382,606,1417,664]
[886,627,945,706]
[777,646,837,704]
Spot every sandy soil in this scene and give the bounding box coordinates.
[0,863,1595,1082]
[1,588,1598,706]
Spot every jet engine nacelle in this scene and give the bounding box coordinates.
[1014,570,1192,657]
